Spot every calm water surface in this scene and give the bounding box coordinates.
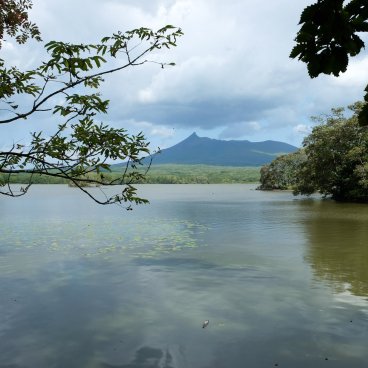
[0,184,368,368]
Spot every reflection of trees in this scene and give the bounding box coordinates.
[303,202,368,297]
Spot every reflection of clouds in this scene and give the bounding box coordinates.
[333,284,368,311]
[100,346,182,368]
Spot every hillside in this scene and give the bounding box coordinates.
[144,132,298,167]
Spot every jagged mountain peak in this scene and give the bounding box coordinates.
[150,134,298,167]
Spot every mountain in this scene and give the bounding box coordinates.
[144,132,298,167]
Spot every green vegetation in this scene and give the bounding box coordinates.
[2,165,261,185]
[259,102,368,202]
[129,165,260,184]
[0,0,182,207]
[258,150,306,190]
[262,2,368,200]
[292,0,368,125]
[0,0,41,47]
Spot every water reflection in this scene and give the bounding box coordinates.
[100,346,177,368]
[1,185,368,367]
[302,201,368,298]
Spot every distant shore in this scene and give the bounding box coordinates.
[2,164,261,185]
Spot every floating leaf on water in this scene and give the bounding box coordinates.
[2,216,208,260]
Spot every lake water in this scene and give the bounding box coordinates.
[1,184,368,368]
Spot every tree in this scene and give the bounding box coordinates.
[257,150,306,190]
[0,0,41,47]
[293,102,368,201]
[0,1,183,208]
[258,102,368,202]
[290,0,368,125]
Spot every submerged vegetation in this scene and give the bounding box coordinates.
[259,102,368,202]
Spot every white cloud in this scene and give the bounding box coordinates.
[151,126,175,138]
[137,55,228,103]
[2,0,367,150]
[331,55,368,89]
[248,121,261,131]
[293,124,311,135]
[138,88,155,103]
[112,119,174,140]
[118,119,176,149]
[219,121,262,139]
[1,41,15,51]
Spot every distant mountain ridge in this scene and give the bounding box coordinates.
[144,132,298,167]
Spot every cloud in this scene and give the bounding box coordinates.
[107,118,175,144]
[219,121,262,139]
[331,55,368,89]
[133,95,273,125]
[293,124,311,135]
[1,41,15,51]
[2,0,368,150]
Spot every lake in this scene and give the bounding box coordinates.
[1,184,368,368]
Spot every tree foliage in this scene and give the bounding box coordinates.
[0,0,41,48]
[259,102,368,202]
[0,1,183,208]
[293,102,368,201]
[258,150,306,190]
[291,0,368,125]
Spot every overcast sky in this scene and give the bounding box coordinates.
[1,0,368,151]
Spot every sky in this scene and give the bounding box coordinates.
[1,0,368,151]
